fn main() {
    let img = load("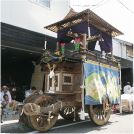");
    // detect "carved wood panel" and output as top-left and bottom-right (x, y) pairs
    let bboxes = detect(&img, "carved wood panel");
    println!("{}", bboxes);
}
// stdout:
(74, 74), (81, 91)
